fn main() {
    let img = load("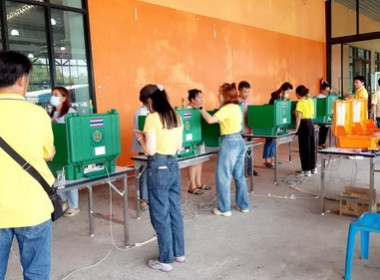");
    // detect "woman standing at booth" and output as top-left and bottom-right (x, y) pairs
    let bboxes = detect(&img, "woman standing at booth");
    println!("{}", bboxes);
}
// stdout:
(263, 82), (293, 168)
(50, 86), (79, 217)
(186, 89), (211, 194)
(199, 82), (250, 216)
(134, 84), (185, 272)
(295, 85), (316, 176)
